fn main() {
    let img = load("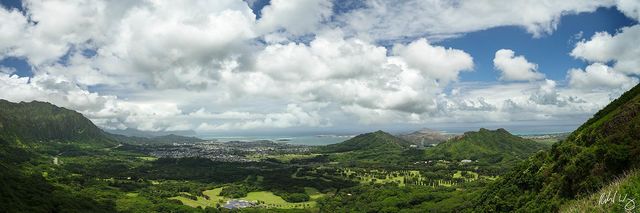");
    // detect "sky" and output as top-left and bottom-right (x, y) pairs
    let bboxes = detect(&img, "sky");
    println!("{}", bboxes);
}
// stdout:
(0, 0), (639, 136)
